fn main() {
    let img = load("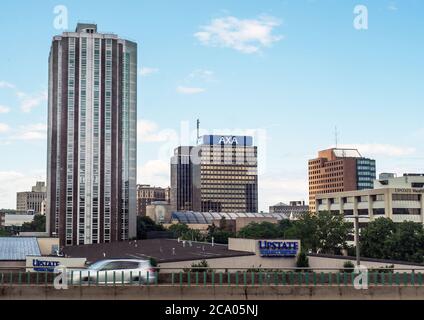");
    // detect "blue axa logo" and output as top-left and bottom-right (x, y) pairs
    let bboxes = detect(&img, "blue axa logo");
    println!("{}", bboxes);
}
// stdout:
(258, 241), (299, 257)
(32, 259), (61, 272)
